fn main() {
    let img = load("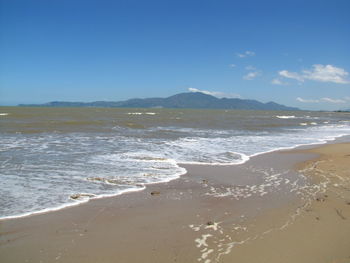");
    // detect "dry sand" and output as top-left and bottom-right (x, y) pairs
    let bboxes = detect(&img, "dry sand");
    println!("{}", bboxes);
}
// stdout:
(0, 142), (349, 263)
